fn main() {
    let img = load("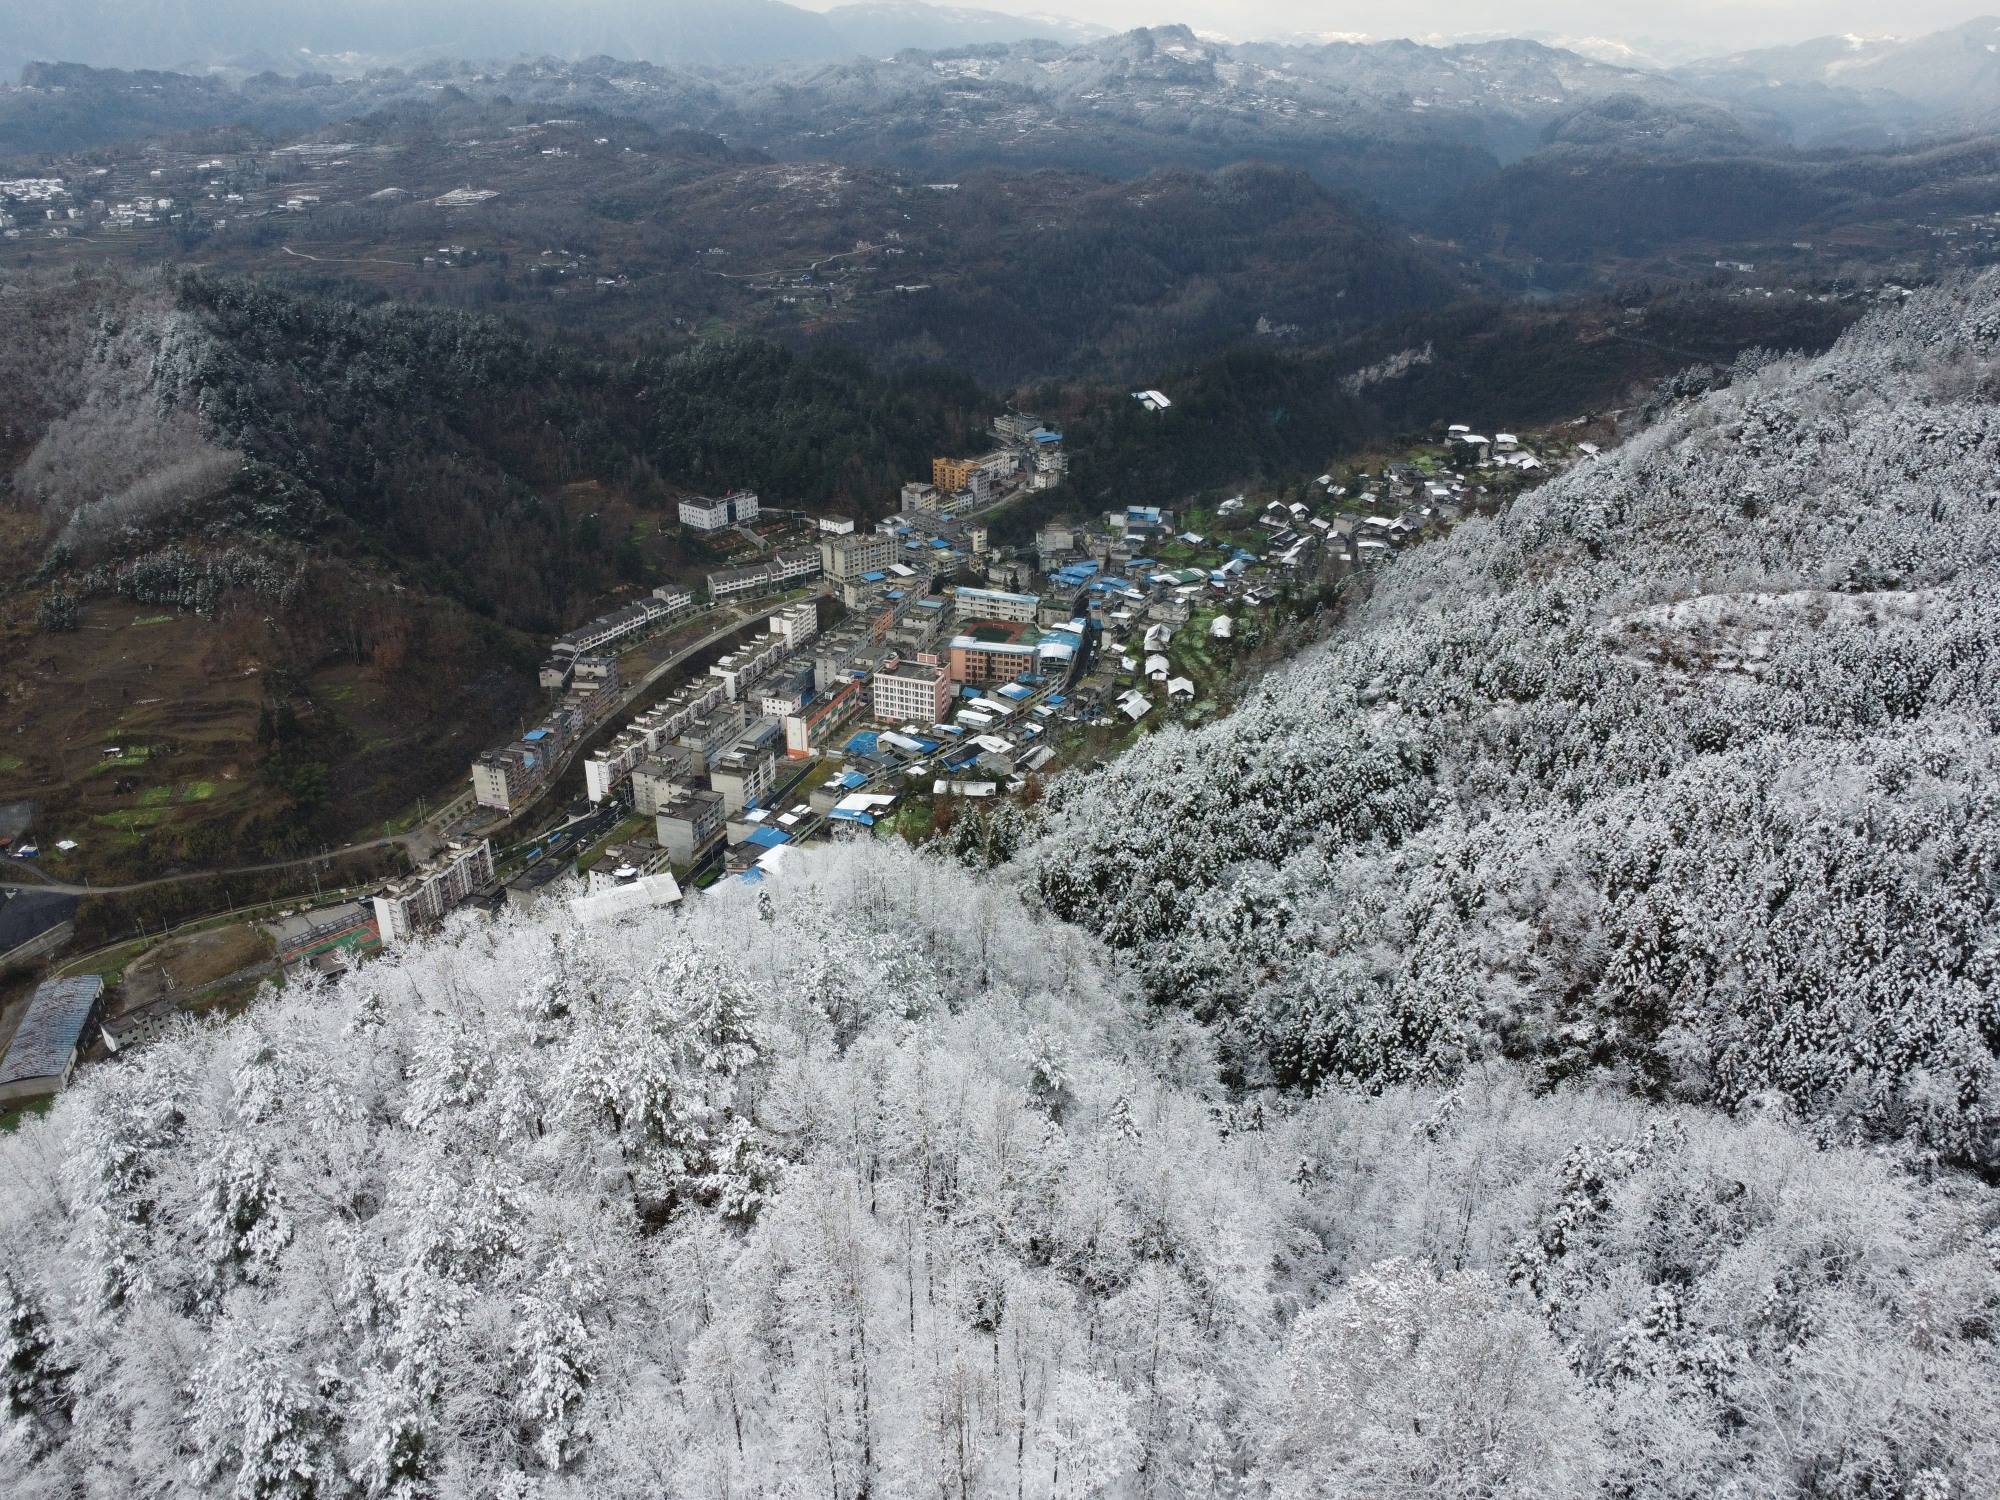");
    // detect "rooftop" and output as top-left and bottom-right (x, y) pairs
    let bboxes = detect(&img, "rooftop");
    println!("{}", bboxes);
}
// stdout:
(0, 975), (103, 1086)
